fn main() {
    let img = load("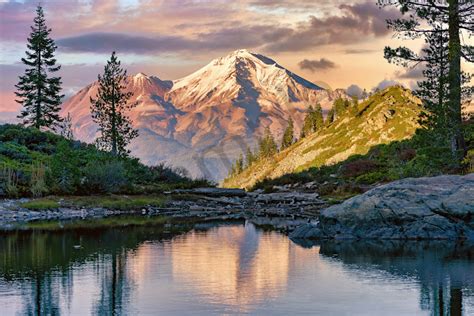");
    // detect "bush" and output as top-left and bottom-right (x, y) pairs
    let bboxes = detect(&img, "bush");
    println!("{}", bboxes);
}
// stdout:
(355, 171), (387, 184)
(0, 165), (19, 198)
(340, 159), (381, 178)
(81, 160), (129, 194)
(30, 162), (48, 197)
